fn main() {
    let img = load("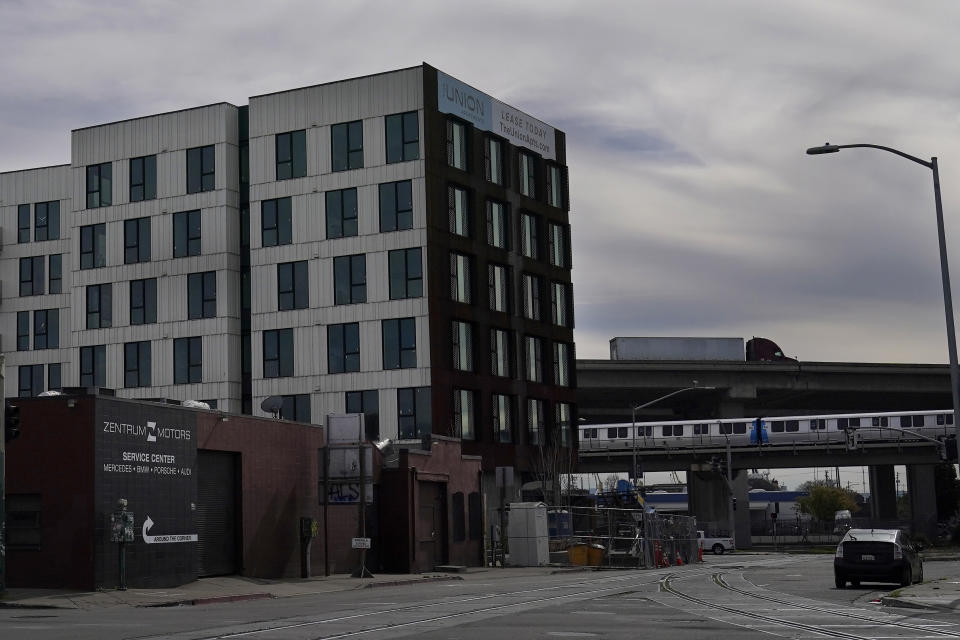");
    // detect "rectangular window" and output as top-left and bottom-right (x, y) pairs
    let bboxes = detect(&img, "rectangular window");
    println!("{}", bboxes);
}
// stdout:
(34, 201), (60, 241)
(129, 155), (157, 202)
(385, 111), (419, 163)
(86, 162), (112, 208)
(17, 312), (29, 351)
(80, 223), (106, 269)
(522, 273), (541, 320)
(493, 394), (513, 443)
(130, 278), (157, 325)
(388, 248), (423, 299)
(452, 321), (473, 372)
(528, 398), (545, 445)
(263, 328), (294, 378)
(276, 130), (307, 180)
(447, 119), (467, 170)
(450, 252), (472, 303)
(521, 212), (539, 259)
(278, 261), (309, 310)
(326, 188), (358, 238)
(453, 389), (475, 440)
(186, 144), (215, 193)
(327, 323), (360, 374)
(556, 402), (572, 447)
(382, 317), (416, 369)
(488, 264), (510, 313)
(397, 387), (430, 439)
(346, 390), (380, 439)
(19, 365), (44, 398)
(86, 283), (112, 329)
(124, 341), (151, 388)
(546, 164), (563, 208)
(174, 337), (202, 384)
(548, 223), (568, 268)
(173, 210), (201, 257)
(261, 197), (292, 247)
(44, 257), (61, 298)
(333, 254), (366, 305)
(331, 120), (363, 171)
(553, 341), (571, 386)
(188, 271), (217, 319)
(48, 363), (61, 391)
(518, 152), (535, 198)
(468, 492), (482, 540)
(79, 345), (106, 387)
(524, 335), (543, 383)
(280, 394), (311, 423)
(486, 200), (508, 249)
(19, 256), (44, 296)
(485, 137), (504, 185)
(448, 185), (469, 236)
(124, 217), (151, 264)
(379, 180), (413, 232)
(491, 328), (511, 377)
(18, 204), (30, 243)
(33, 309), (58, 349)
(551, 281), (568, 327)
